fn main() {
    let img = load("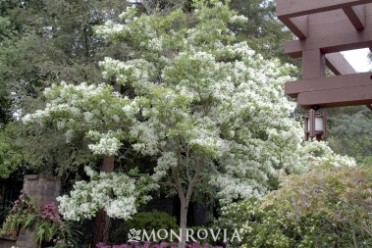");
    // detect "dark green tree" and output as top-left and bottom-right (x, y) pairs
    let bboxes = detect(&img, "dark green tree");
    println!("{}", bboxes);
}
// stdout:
(0, 0), (130, 173)
(328, 106), (372, 166)
(1, 0), (130, 108)
(230, 0), (293, 62)
(0, 82), (12, 128)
